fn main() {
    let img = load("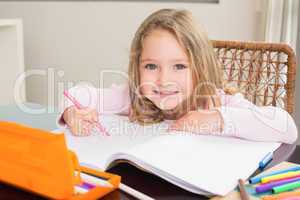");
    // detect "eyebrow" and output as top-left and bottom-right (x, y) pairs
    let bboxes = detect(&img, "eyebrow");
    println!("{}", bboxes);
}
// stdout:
(140, 58), (189, 63)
